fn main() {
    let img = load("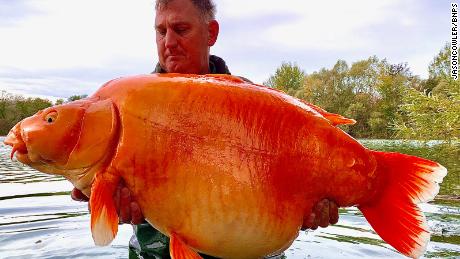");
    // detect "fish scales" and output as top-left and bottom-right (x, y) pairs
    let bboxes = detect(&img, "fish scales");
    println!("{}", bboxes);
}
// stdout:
(4, 74), (447, 258)
(95, 75), (381, 256)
